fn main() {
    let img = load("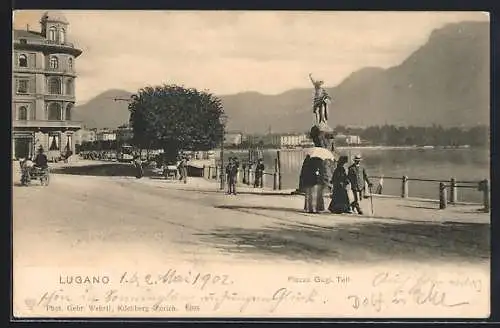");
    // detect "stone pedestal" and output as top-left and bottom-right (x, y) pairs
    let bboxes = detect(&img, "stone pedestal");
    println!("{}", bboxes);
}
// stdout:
(309, 123), (335, 150)
(297, 123), (337, 194)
